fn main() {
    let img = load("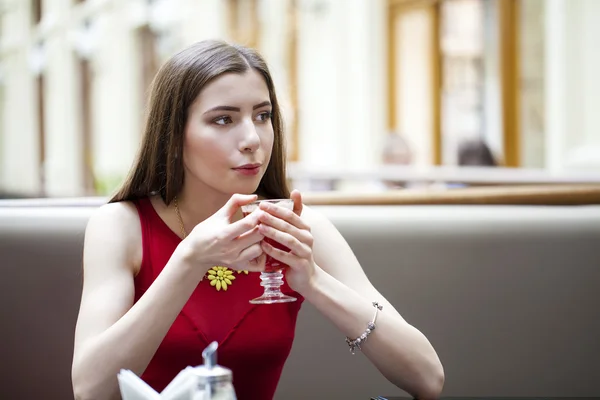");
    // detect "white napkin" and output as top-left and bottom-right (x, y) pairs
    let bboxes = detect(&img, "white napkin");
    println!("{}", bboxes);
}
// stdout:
(118, 368), (201, 400)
